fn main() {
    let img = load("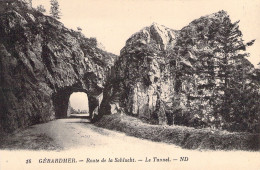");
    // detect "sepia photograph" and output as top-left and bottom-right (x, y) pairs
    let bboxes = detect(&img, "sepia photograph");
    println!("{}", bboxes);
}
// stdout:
(0, 0), (260, 169)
